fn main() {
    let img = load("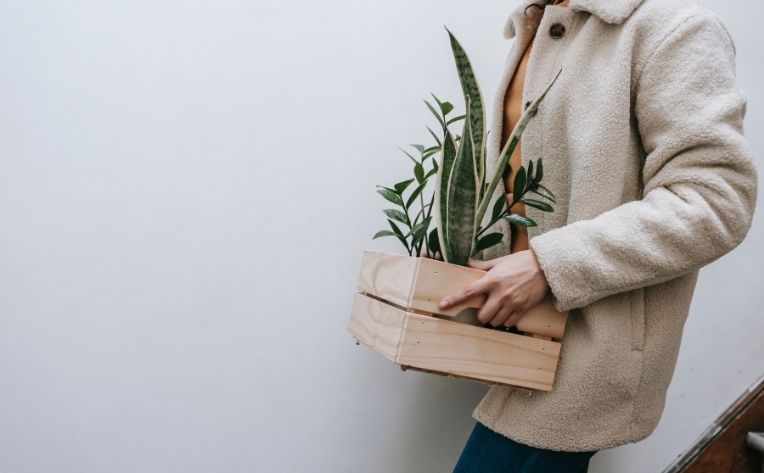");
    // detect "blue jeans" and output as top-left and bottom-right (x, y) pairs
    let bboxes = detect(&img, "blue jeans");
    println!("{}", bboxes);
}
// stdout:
(453, 421), (597, 473)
